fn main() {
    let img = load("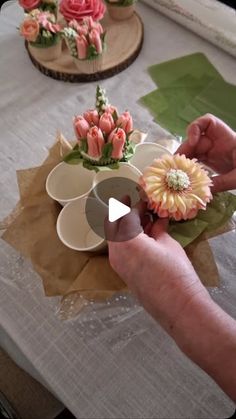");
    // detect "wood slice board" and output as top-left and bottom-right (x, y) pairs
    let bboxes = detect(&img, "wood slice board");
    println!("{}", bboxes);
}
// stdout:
(26, 12), (144, 82)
